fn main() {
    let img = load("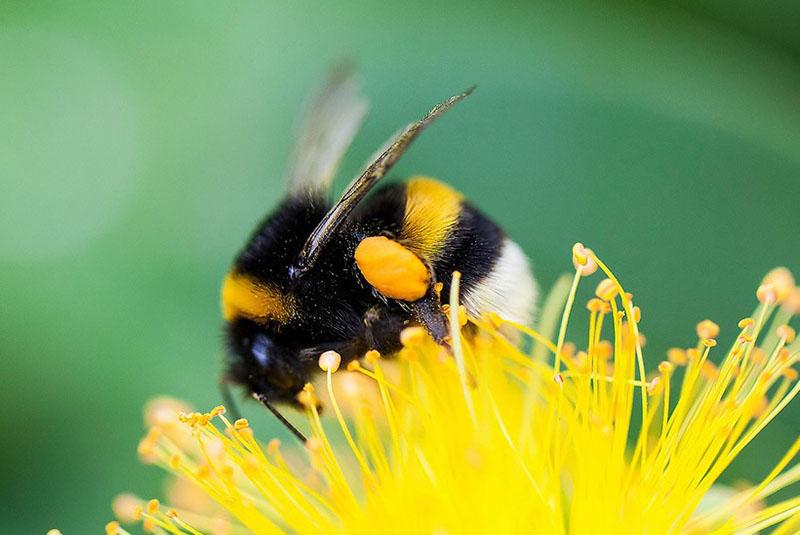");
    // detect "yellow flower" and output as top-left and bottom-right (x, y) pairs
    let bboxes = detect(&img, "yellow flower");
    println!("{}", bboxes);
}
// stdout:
(111, 247), (800, 534)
